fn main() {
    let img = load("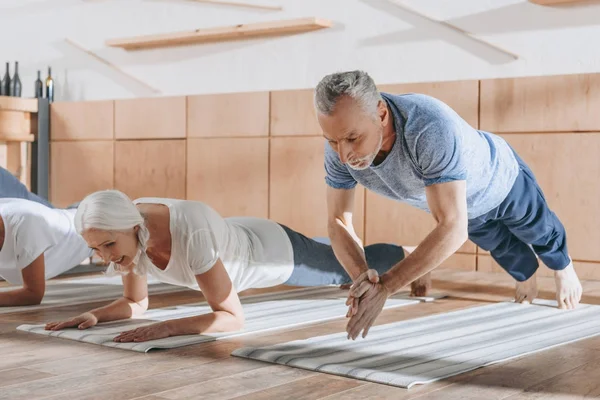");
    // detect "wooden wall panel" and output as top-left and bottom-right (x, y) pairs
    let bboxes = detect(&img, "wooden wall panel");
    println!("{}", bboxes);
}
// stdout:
(188, 92), (269, 137)
(115, 96), (185, 139)
(50, 101), (114, 140)
(114, 140), (186, 200)
(187, 138), (269, 218)
(478, 254), (600, 281)
(0, 110), (36, 135)
(378, 80), (480, 128)
(498, 133), (600, 263)
(365, 192), (477, 253)
(50, 141), (114, 207)
(269, 137), (365, 240)
(270, 89), (321, 136)
(480, 73), (600, 132)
